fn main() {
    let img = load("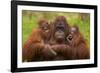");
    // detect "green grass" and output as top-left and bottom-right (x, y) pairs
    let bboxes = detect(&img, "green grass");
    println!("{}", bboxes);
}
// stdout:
(22, 11), (90, 48)
(22, 15), (38, 43)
